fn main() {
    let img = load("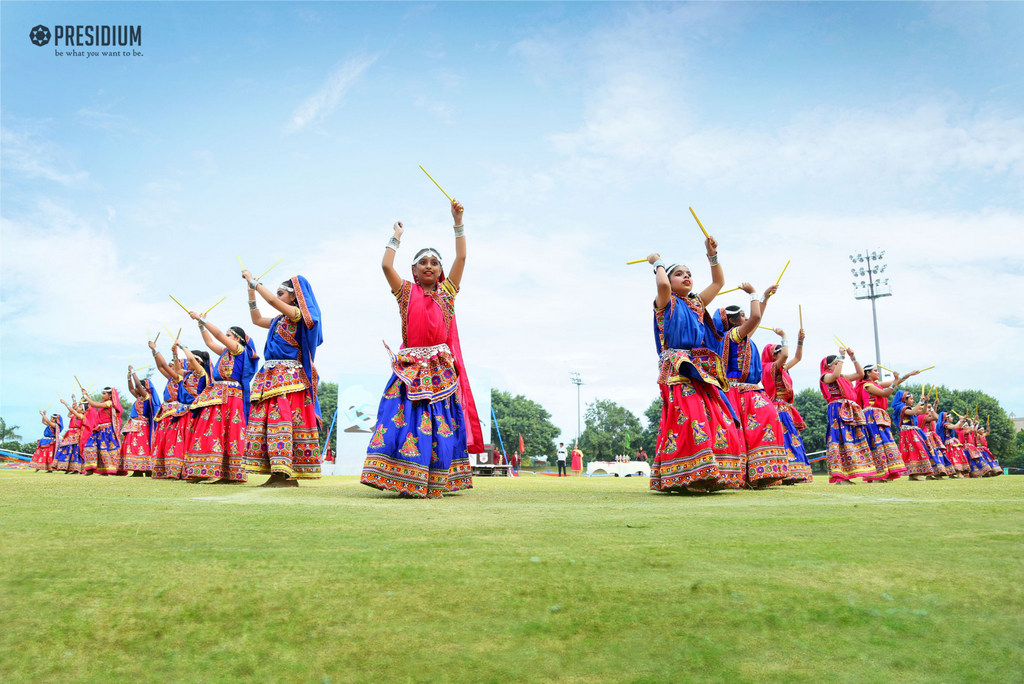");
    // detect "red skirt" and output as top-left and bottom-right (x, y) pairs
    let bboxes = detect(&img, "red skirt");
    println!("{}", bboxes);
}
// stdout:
(651, 379), (746, 492)
(183, 387), (247, 481)
(152, 413), (192, 479)
(244, 387), (321, 479)
(30, 442), (56, 471)
(898, 427), (934, 476)
(726, 386), (789, 487)
(120, 418), (153, 472)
